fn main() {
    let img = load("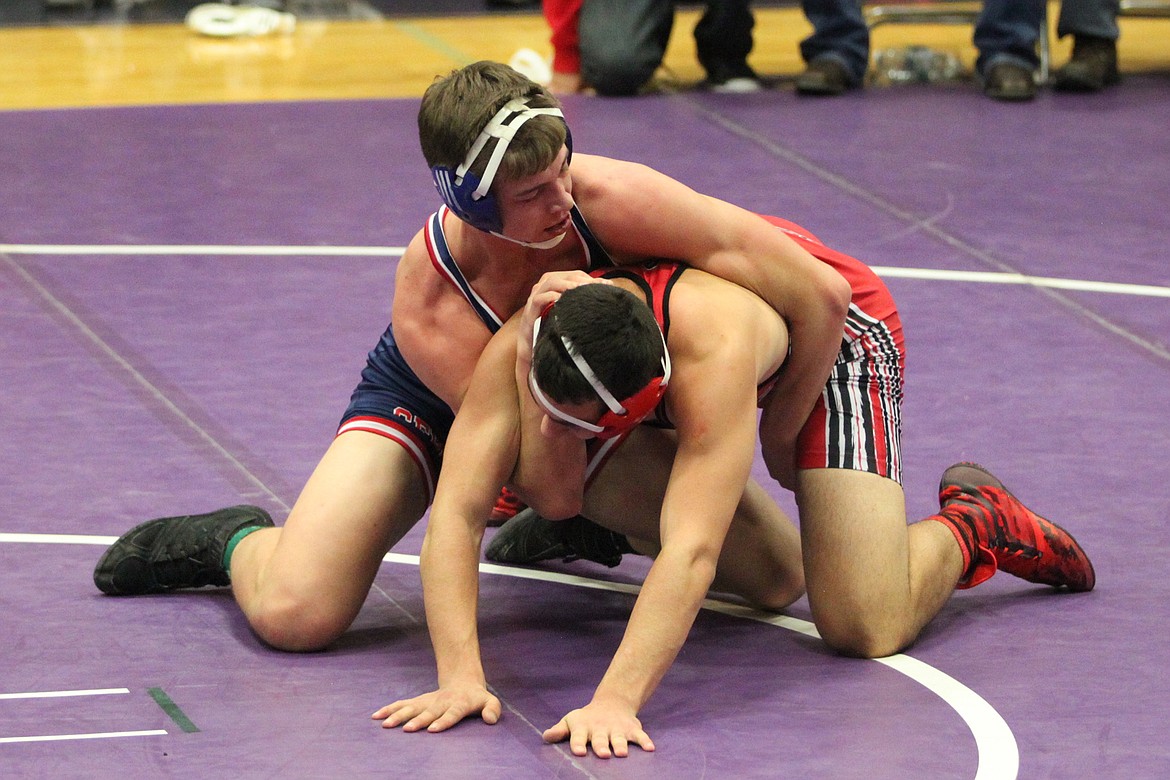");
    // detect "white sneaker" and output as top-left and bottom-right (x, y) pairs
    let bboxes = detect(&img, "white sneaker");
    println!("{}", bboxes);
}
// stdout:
(508, 48), (553, 86)
(710, 76), (762, 94)
(185, 3), (296, 37)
